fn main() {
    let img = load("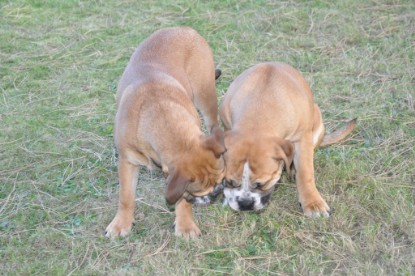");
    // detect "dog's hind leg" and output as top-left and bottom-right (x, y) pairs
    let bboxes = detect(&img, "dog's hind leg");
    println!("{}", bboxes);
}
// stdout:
(193, 79), (220, 133)
(187, 39), (219, 133)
